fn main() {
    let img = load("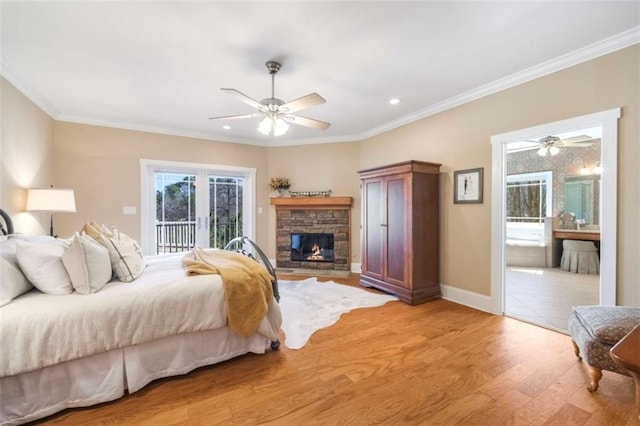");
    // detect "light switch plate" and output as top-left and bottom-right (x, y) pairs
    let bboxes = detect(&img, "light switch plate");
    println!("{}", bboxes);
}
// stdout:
(123, 206), (137, 215)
